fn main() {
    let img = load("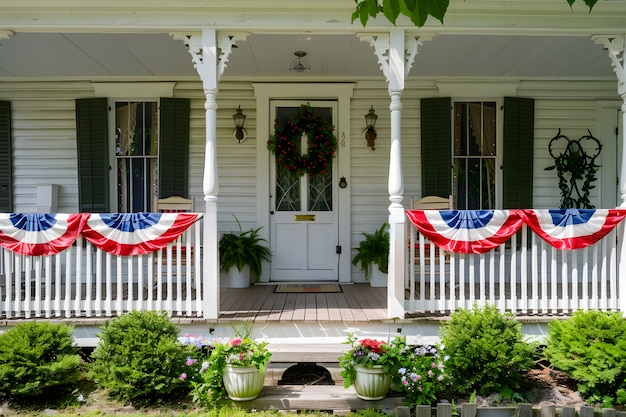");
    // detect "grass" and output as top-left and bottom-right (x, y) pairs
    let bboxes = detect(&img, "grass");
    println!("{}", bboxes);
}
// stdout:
(6, 407), (393, 417)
